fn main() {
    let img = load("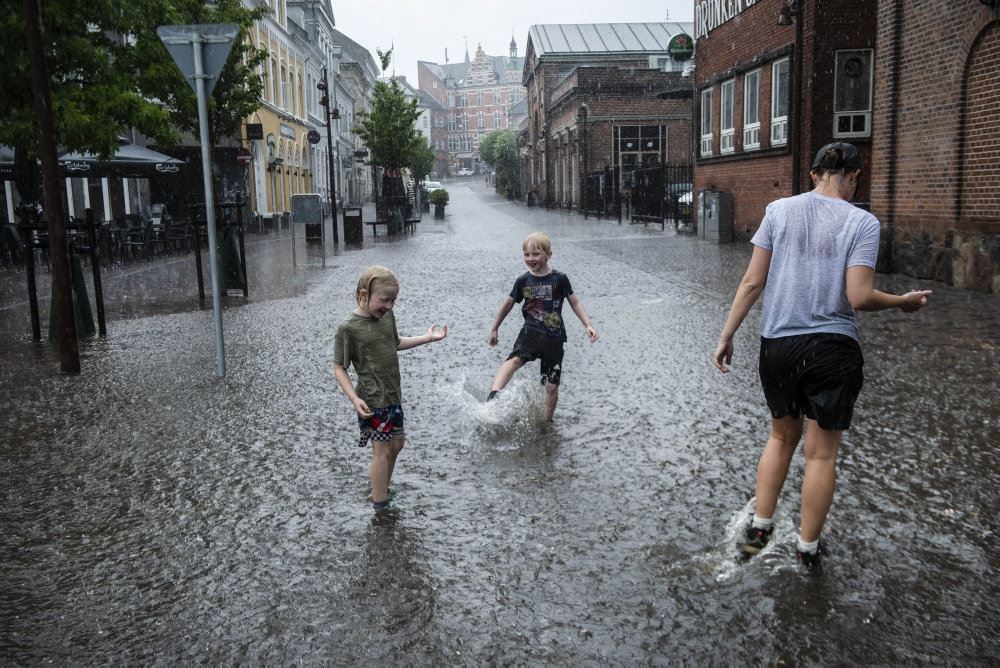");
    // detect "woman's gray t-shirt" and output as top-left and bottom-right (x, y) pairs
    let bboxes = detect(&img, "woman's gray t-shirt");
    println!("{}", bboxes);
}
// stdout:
(751, 191), (880, 341)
